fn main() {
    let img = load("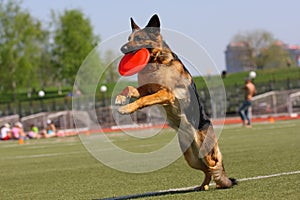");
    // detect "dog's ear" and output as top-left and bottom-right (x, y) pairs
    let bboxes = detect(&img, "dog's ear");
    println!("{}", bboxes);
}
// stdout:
(145, 14), (160, 34)
(130, 18), (140, 31)
(146, 14), (160, 28)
